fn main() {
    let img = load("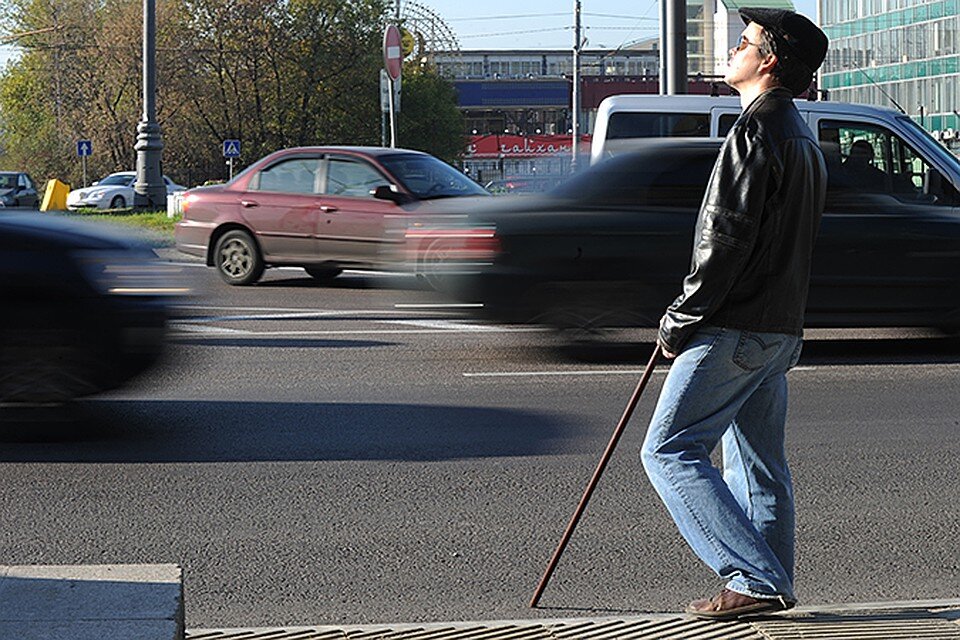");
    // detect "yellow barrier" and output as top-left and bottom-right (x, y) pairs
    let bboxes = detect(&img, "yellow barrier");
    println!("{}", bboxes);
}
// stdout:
(41, 179), (70, 212)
